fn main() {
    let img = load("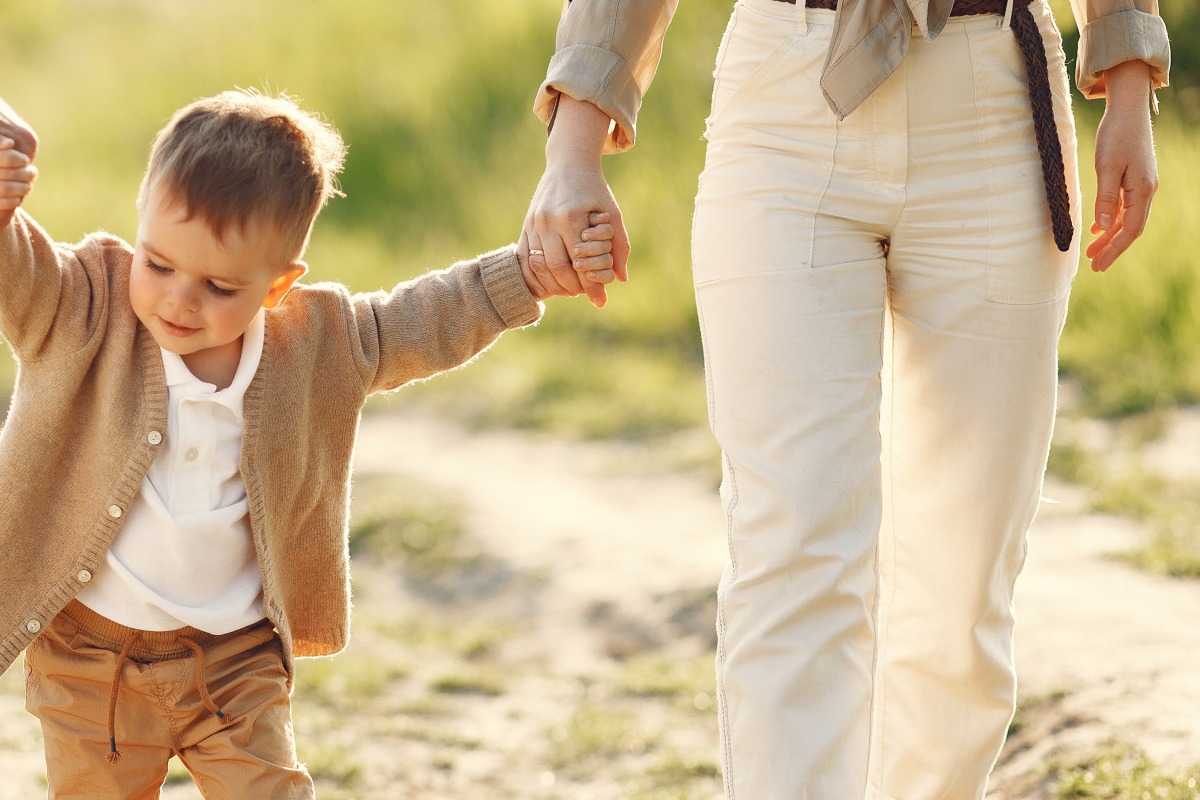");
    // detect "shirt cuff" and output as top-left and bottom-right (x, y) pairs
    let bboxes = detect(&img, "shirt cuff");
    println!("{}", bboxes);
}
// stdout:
(1075, 9), (1170, 101)
(534, 44), (640, 155)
